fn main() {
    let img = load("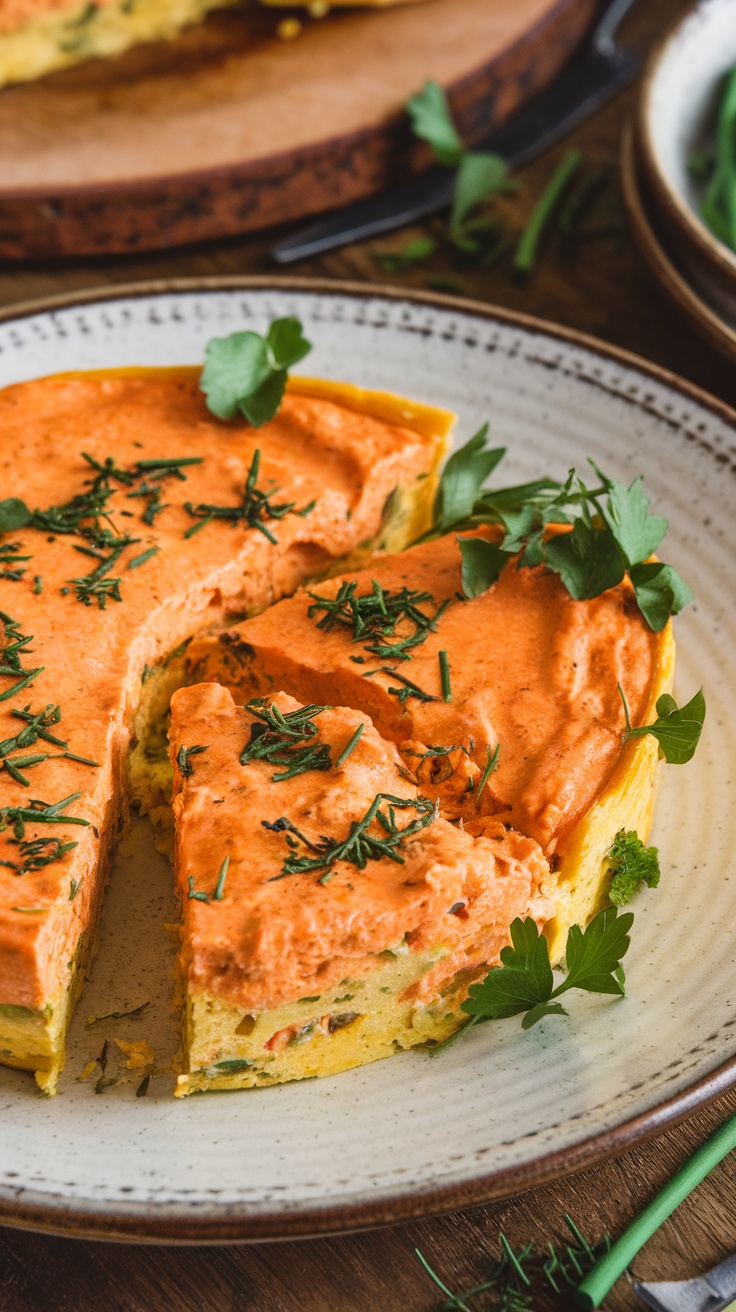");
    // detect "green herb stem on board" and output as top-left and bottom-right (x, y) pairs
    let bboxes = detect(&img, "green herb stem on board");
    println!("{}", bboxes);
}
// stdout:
(514, 149), (582, 276)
